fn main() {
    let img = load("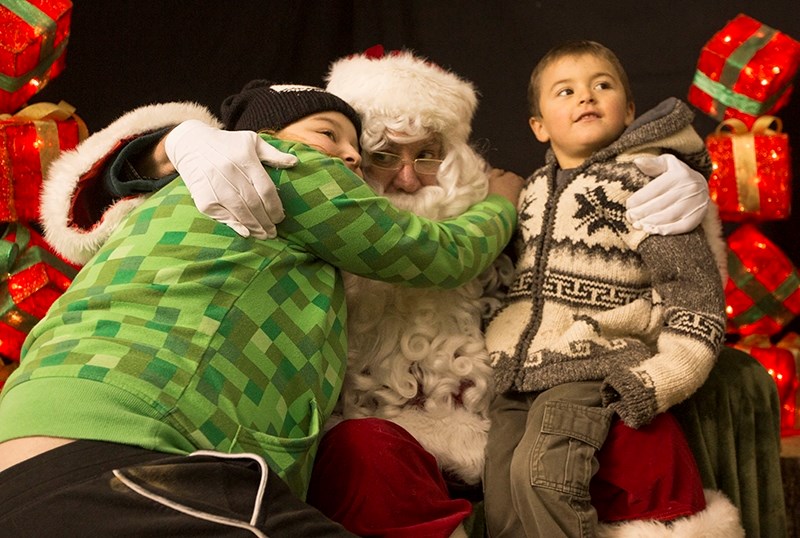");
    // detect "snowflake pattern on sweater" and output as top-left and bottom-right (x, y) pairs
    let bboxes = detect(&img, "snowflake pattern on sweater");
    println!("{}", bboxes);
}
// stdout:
(484, 98), (727, 428)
